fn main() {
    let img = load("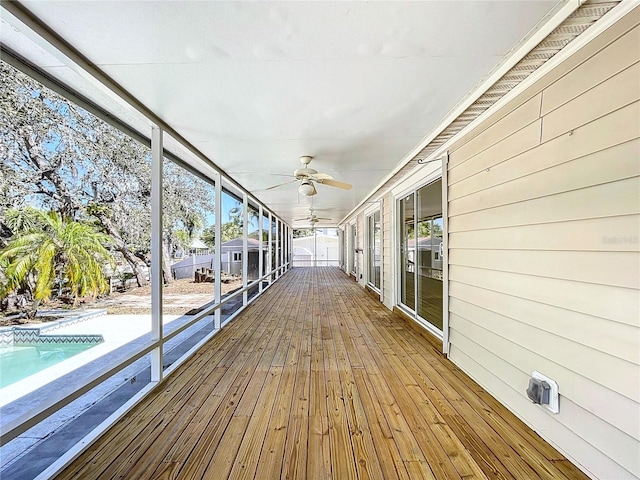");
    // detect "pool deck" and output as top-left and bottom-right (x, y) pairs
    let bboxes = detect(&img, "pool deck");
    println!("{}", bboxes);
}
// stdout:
(0, 287), (250, 477)
(0, 313), (191, 466)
